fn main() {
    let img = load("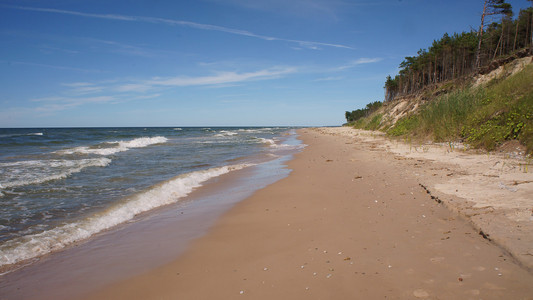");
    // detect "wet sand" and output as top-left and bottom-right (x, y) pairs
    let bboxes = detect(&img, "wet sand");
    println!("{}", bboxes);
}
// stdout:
(84, 128), (533, 299)
(0, 156), (293, 300)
